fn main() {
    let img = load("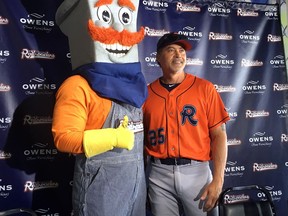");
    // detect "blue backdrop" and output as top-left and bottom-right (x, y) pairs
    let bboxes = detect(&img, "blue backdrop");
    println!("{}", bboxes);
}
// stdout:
(0, 0), (287, 215)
